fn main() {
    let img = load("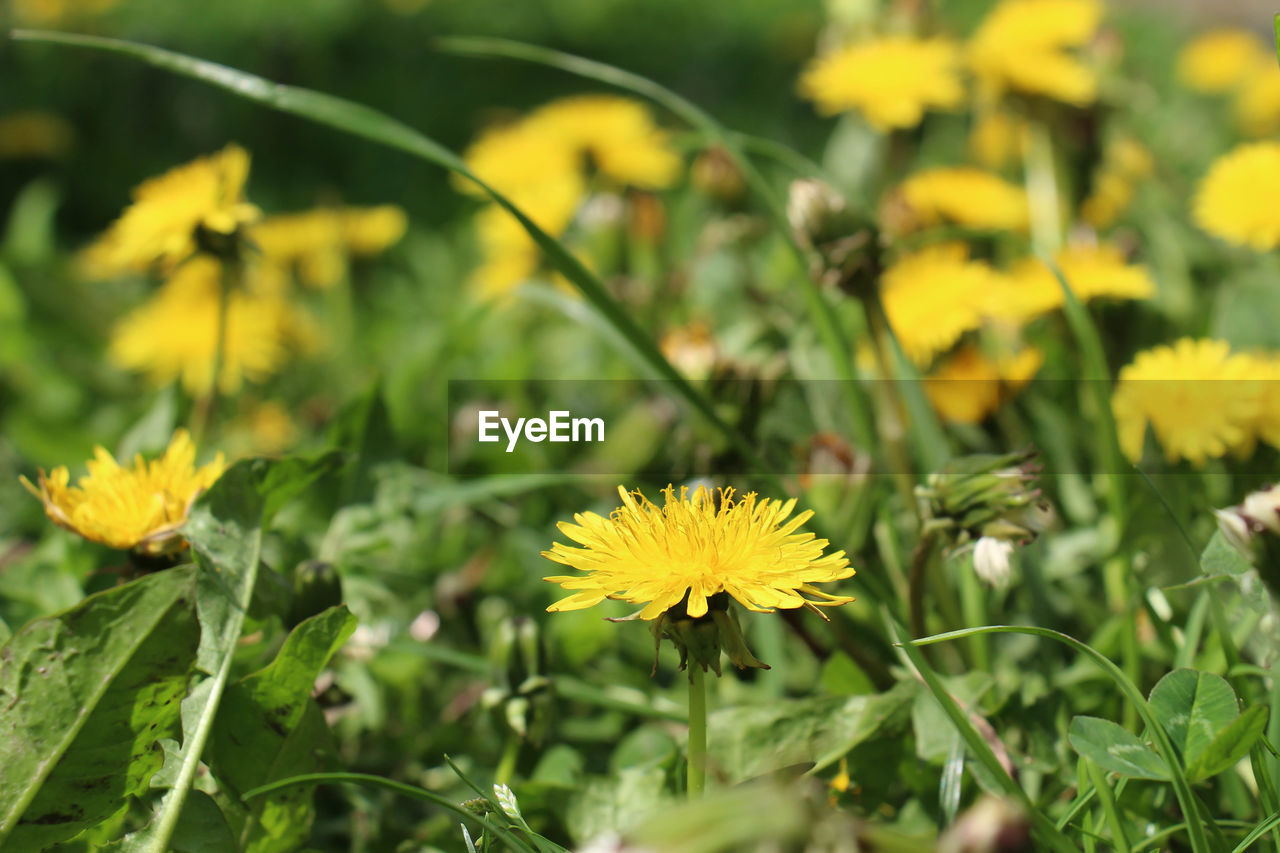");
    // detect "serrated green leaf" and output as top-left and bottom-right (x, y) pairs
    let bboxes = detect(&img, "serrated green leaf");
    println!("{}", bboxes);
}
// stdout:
(1149, 669), (1240, 770)
(1185, 705), (1269, 783)
(0, 568), (199, 849)
(1068, 716), (1170, 780)
(212, 605), (356, 852)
